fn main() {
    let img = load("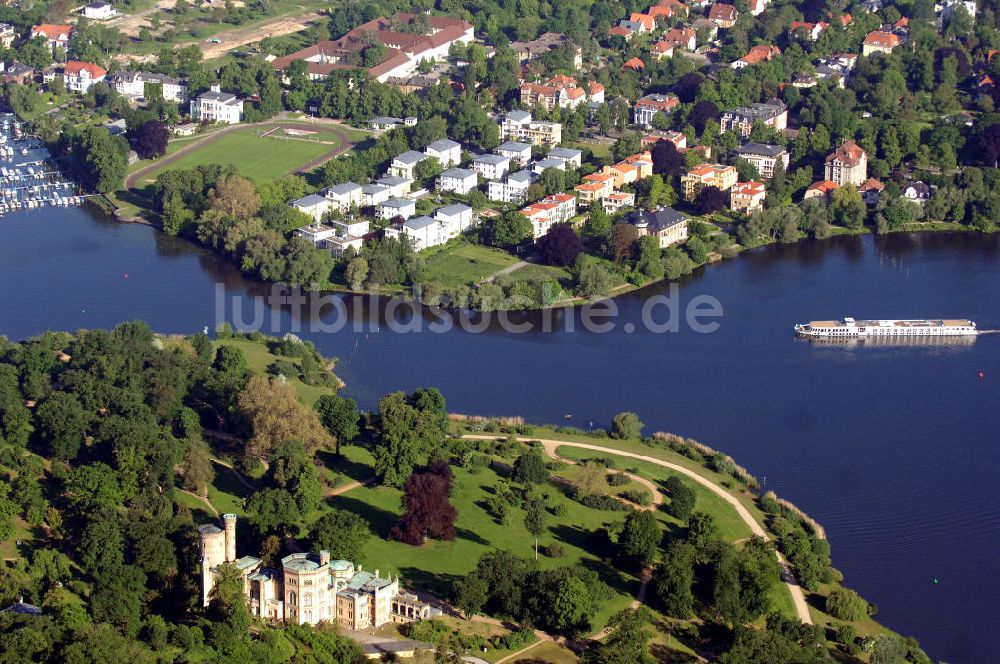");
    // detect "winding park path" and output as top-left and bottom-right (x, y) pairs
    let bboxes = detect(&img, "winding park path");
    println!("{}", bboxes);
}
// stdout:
(462, 434), (813, 626)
